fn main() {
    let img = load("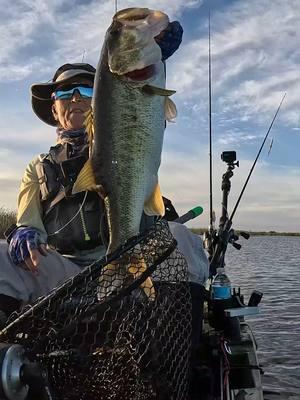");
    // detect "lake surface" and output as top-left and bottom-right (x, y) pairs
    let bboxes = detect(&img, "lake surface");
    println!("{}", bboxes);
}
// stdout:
(225, 236), (300, 399)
